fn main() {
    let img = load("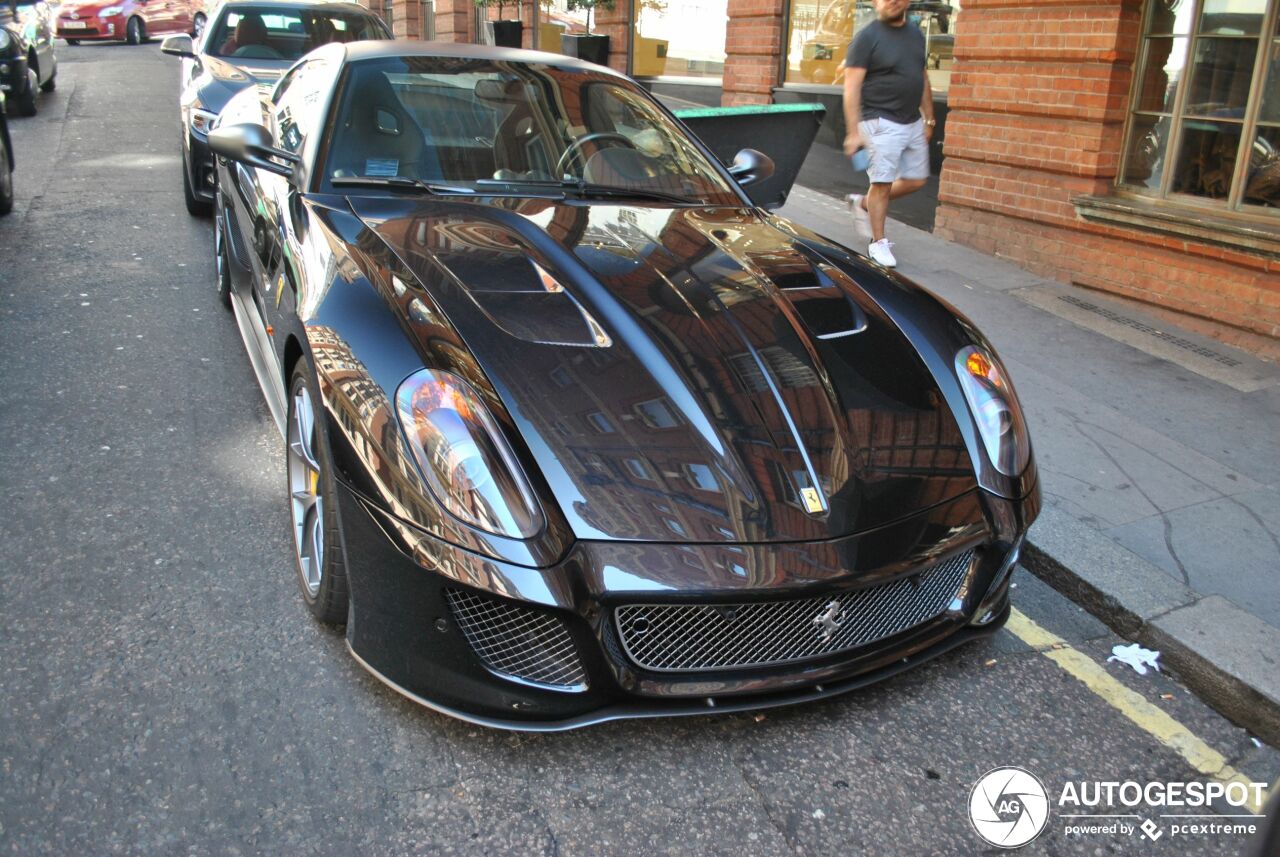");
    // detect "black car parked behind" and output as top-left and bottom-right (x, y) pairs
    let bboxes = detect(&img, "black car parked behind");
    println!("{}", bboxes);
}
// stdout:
(162, 0), (390, 215)
(0, 0), (56, 116)
(0, 90), (13, 215)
